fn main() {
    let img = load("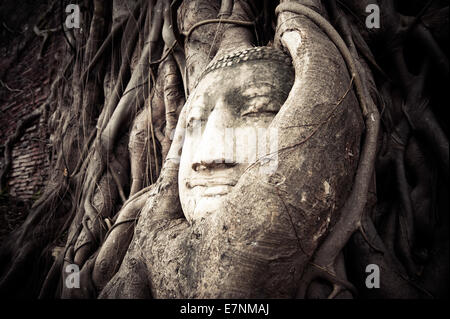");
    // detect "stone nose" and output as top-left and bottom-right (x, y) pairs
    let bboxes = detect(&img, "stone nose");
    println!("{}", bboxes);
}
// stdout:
(191, 99), (235, 171)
